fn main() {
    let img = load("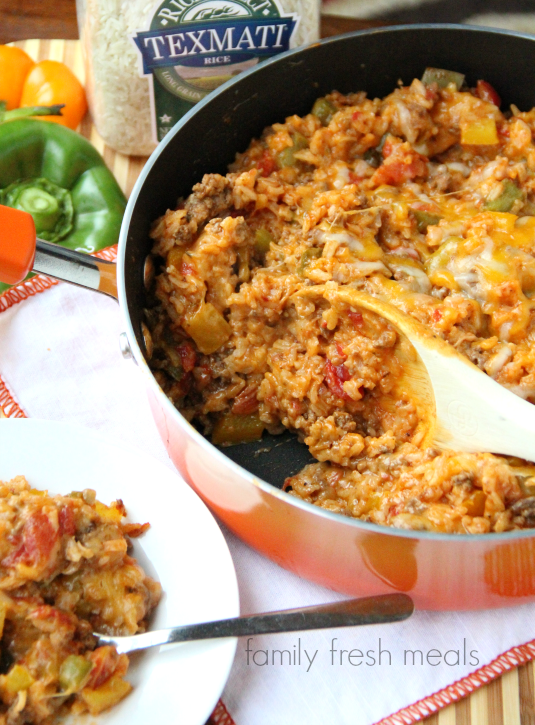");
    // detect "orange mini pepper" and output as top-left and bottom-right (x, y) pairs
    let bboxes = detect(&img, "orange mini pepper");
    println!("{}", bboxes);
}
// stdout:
(0, 46), (35, 110)
(20, 60), (87, 130)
